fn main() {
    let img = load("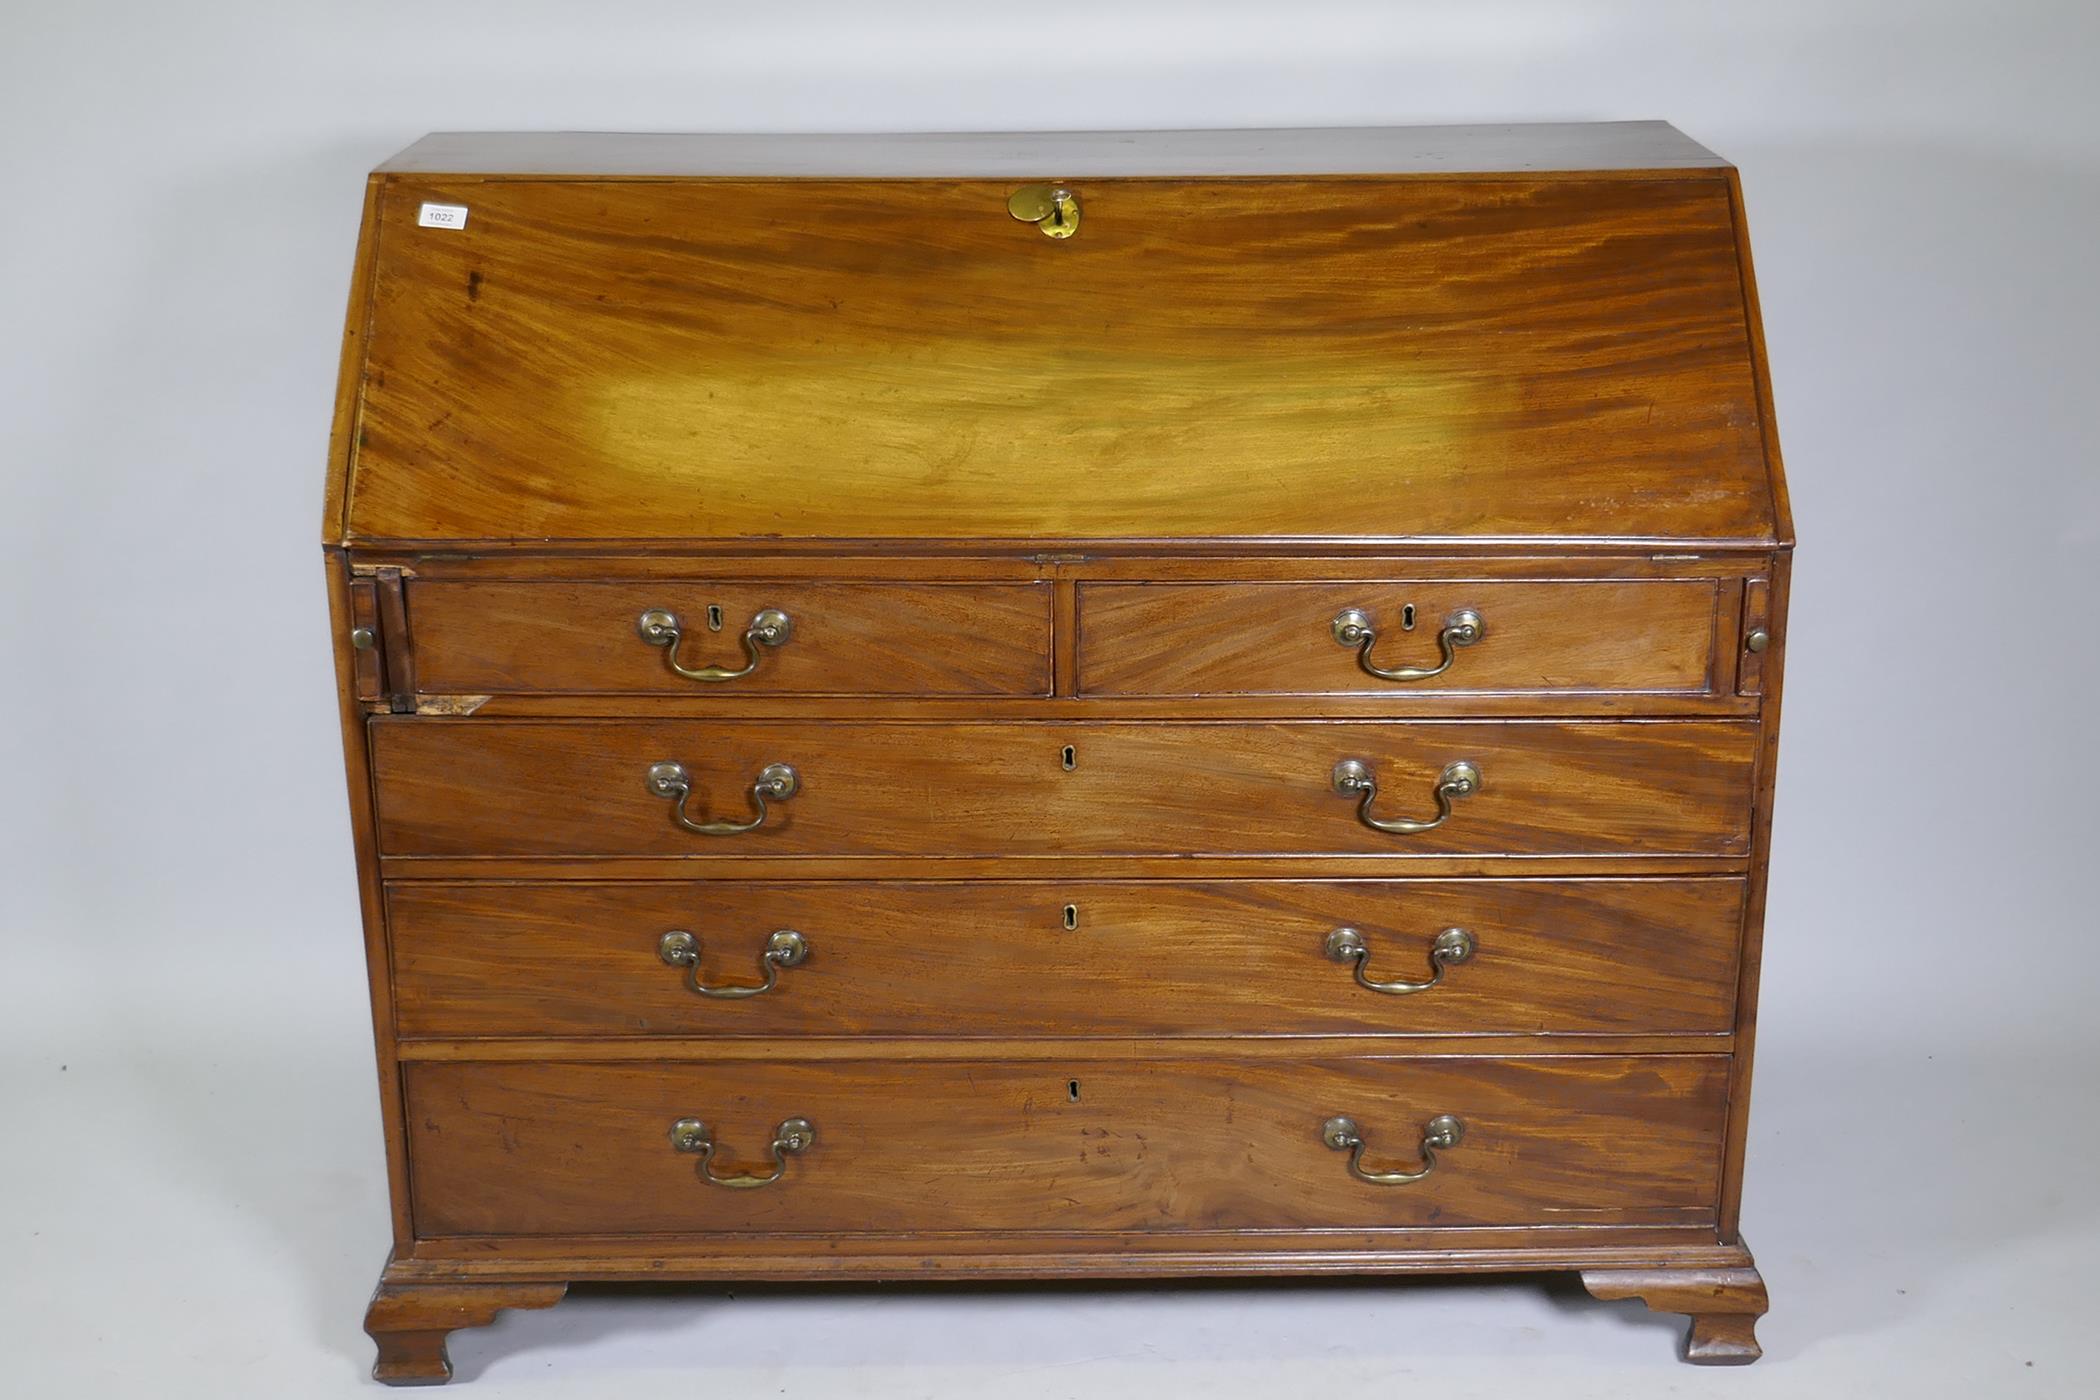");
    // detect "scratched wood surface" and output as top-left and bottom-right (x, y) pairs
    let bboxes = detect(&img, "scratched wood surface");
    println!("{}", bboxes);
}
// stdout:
(338, 174), (1776, 546)
(404, 1055), (1729, 1236)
